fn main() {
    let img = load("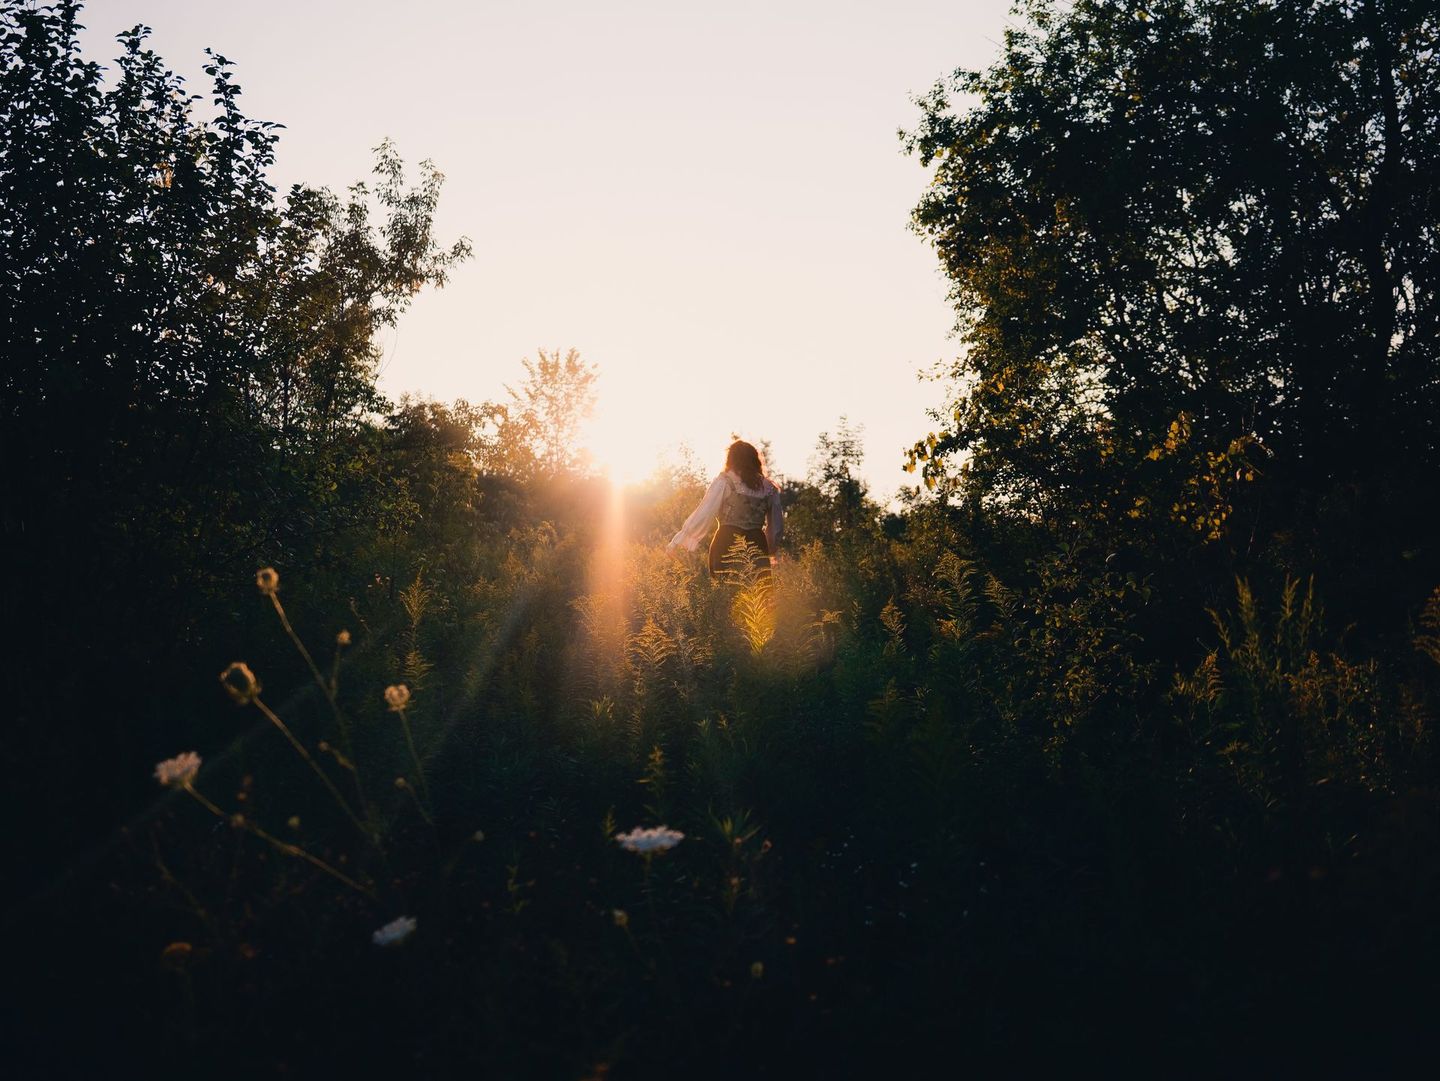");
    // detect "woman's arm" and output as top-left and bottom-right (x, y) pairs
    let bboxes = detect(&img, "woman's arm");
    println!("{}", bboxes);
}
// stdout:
(765, 482), (784, 555)
(667, 475), (727, 551)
